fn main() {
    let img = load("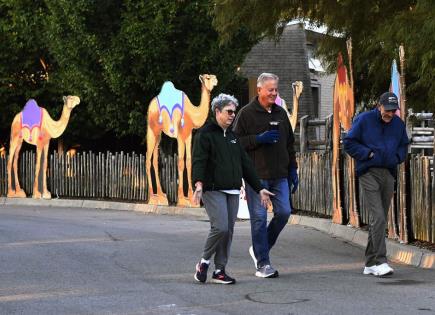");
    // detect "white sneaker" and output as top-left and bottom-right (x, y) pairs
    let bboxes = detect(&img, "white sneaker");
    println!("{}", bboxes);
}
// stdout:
(377, 263), (394, 276)
(255, 264), (279, 278)
(249, 246), (258, 269)
(363, 264), (394, 277)
(363, 265), (380, 276)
